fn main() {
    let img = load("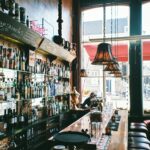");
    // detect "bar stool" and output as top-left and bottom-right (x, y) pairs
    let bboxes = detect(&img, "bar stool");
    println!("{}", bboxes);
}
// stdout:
(130, 122), (147, 128)
(129, 125), (148, 133)
(128, 143), (150, 150)
(128, 131), (147, 138)
(128, 137), (150, 145)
